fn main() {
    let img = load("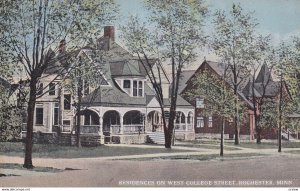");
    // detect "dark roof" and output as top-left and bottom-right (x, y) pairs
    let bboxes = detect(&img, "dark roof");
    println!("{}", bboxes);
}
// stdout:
(163, 96), (194, 108)
(255, 63), (273, 84)
(242, 80), (261, 98)
(109, 60), (153, 77)
(81, 61), (155, 107)
(82, 85), (147, 107)
(254, 81), (281, 97)
(81, 36), (192, 108)
(0, 76), (11, 89)
(178, 70), (196, 94)
(0, 76), (19, 96)
(44, 49), (80, 75)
